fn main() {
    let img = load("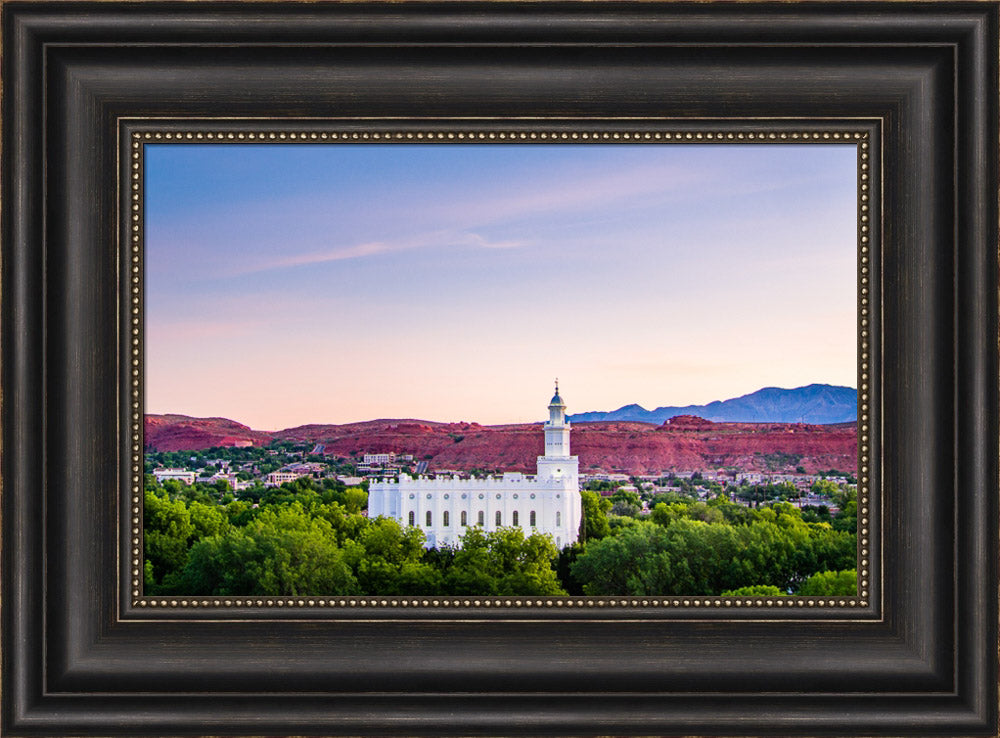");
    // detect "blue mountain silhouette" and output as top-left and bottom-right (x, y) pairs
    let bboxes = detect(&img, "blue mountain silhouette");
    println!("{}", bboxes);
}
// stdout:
(568, 384), (857, 424)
